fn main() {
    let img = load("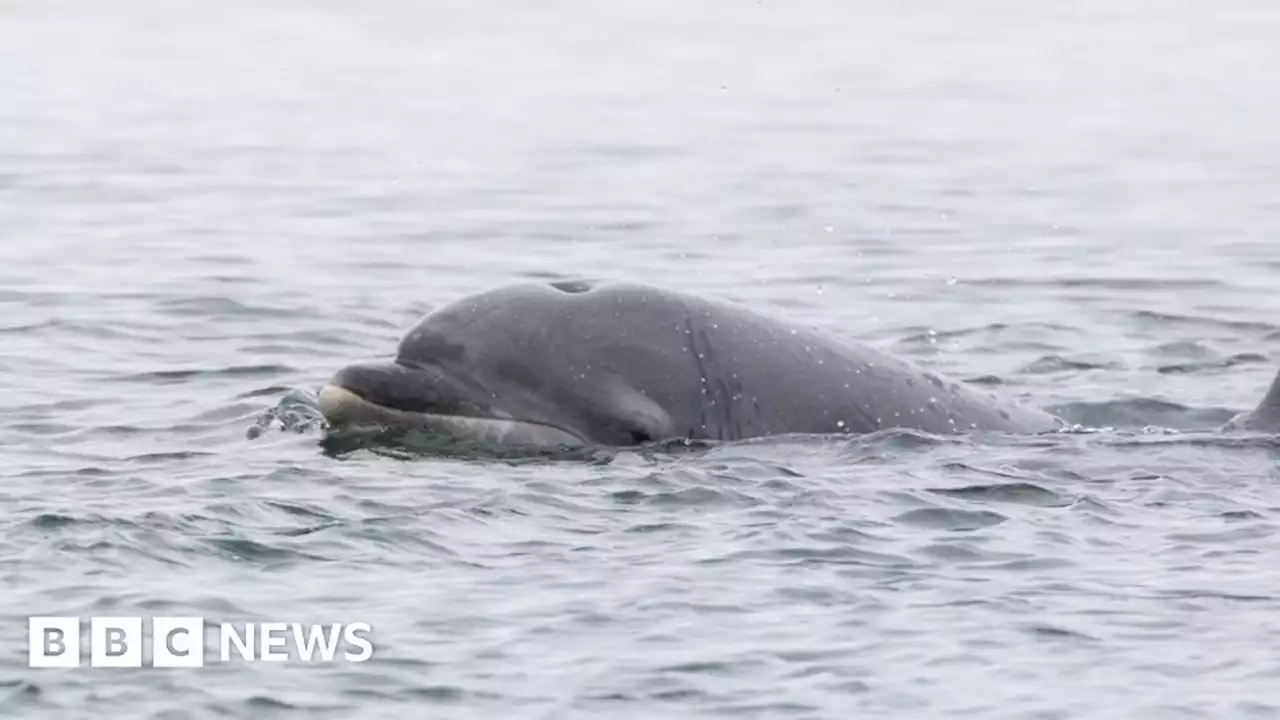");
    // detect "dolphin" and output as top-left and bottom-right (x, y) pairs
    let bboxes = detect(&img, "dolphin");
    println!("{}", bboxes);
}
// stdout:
(1225, 371), (1280, 432)
(316, 280), (1082, 449)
